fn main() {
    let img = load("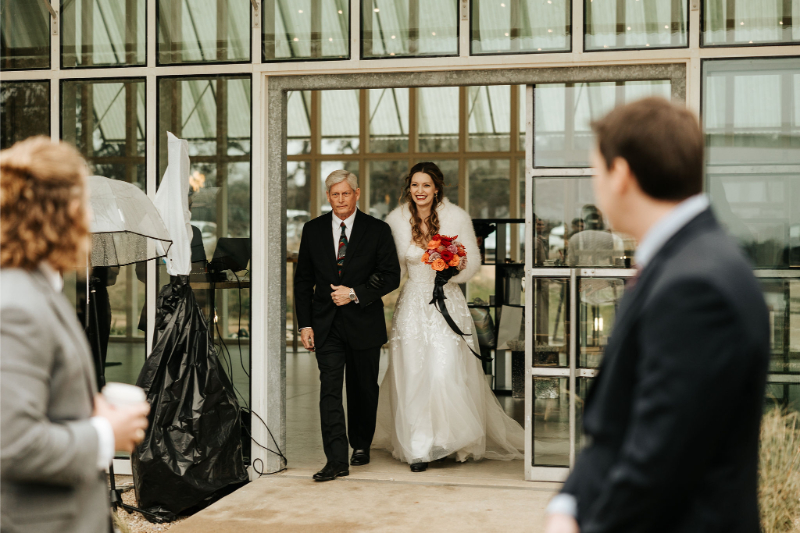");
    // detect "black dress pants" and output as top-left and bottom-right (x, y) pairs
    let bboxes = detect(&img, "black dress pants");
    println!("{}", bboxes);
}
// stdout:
(315, 314), (381, 466)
